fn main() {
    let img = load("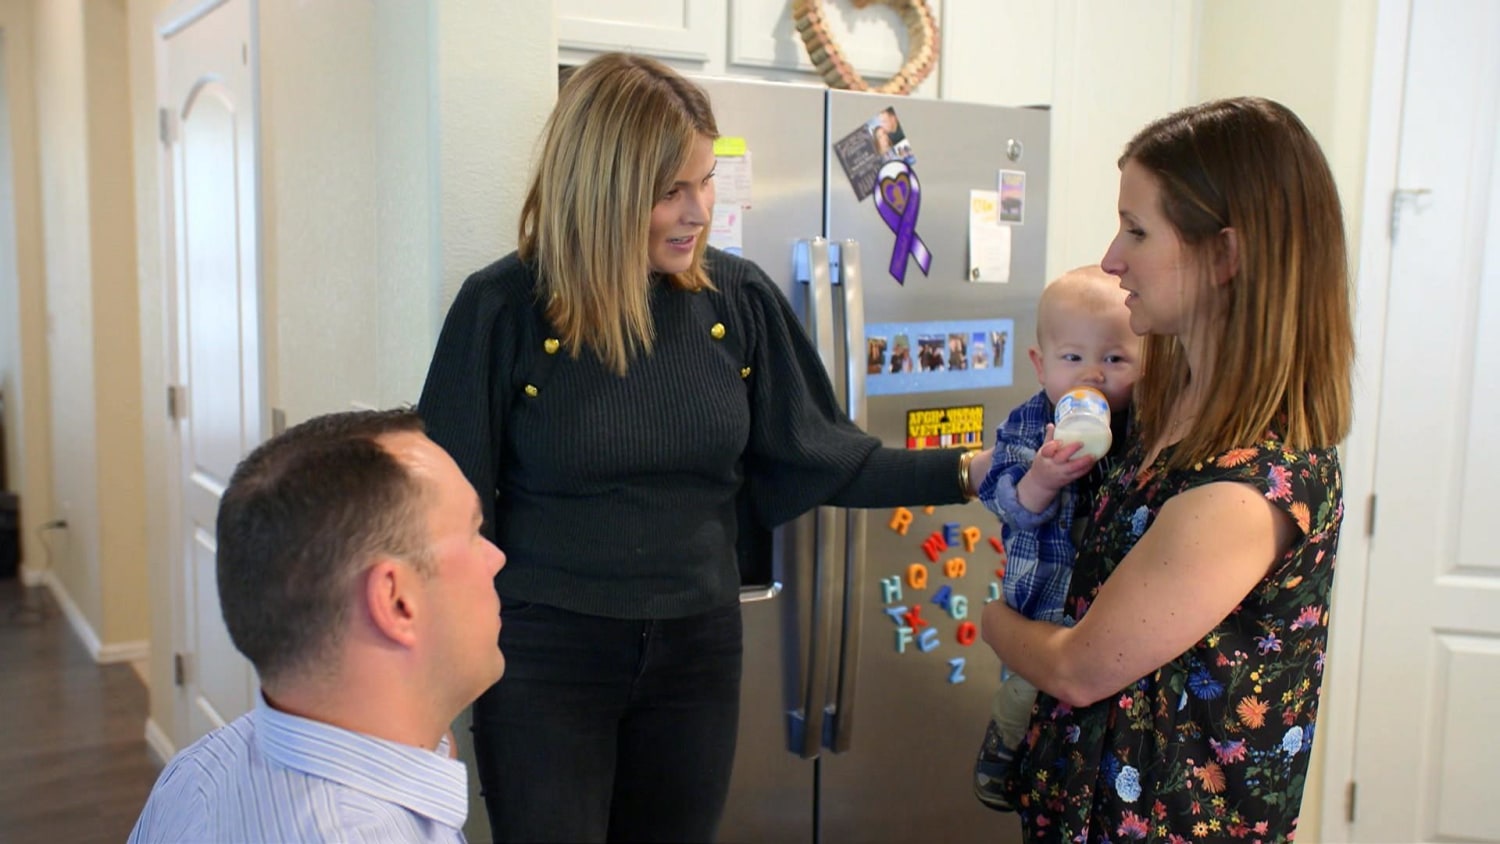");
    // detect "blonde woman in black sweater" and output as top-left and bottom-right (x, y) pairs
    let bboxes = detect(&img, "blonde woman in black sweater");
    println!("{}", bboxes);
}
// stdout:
(418, 53), (991, 843)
